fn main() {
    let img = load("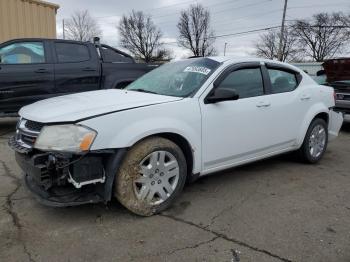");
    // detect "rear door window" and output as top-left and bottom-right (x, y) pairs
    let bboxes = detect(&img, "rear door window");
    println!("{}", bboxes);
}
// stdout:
(0, 42), (45, 64)
(55, 43), (90, 63)
(267, 69), (298, 93)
